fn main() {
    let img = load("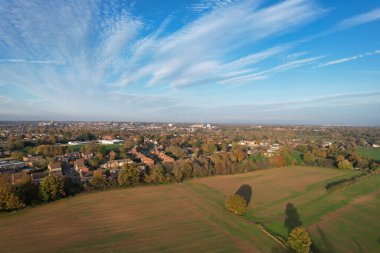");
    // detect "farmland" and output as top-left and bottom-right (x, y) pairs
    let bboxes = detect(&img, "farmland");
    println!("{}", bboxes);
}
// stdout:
(357, 146), (380, 162)
(0, 166), (379, 253)
(186, 166), (380, 252)
(0, 183), (280, 253)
